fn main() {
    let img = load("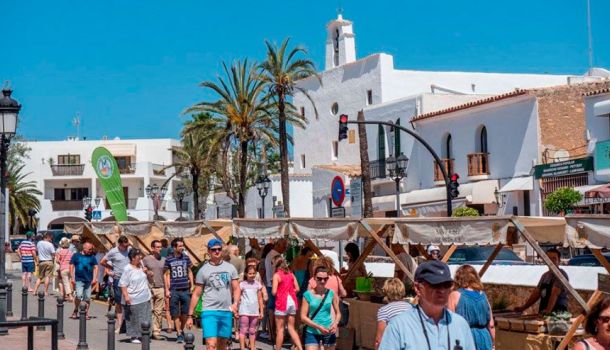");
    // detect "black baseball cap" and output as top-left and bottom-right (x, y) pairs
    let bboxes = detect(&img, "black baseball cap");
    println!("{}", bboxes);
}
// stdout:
(414, 260), (453, 285)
